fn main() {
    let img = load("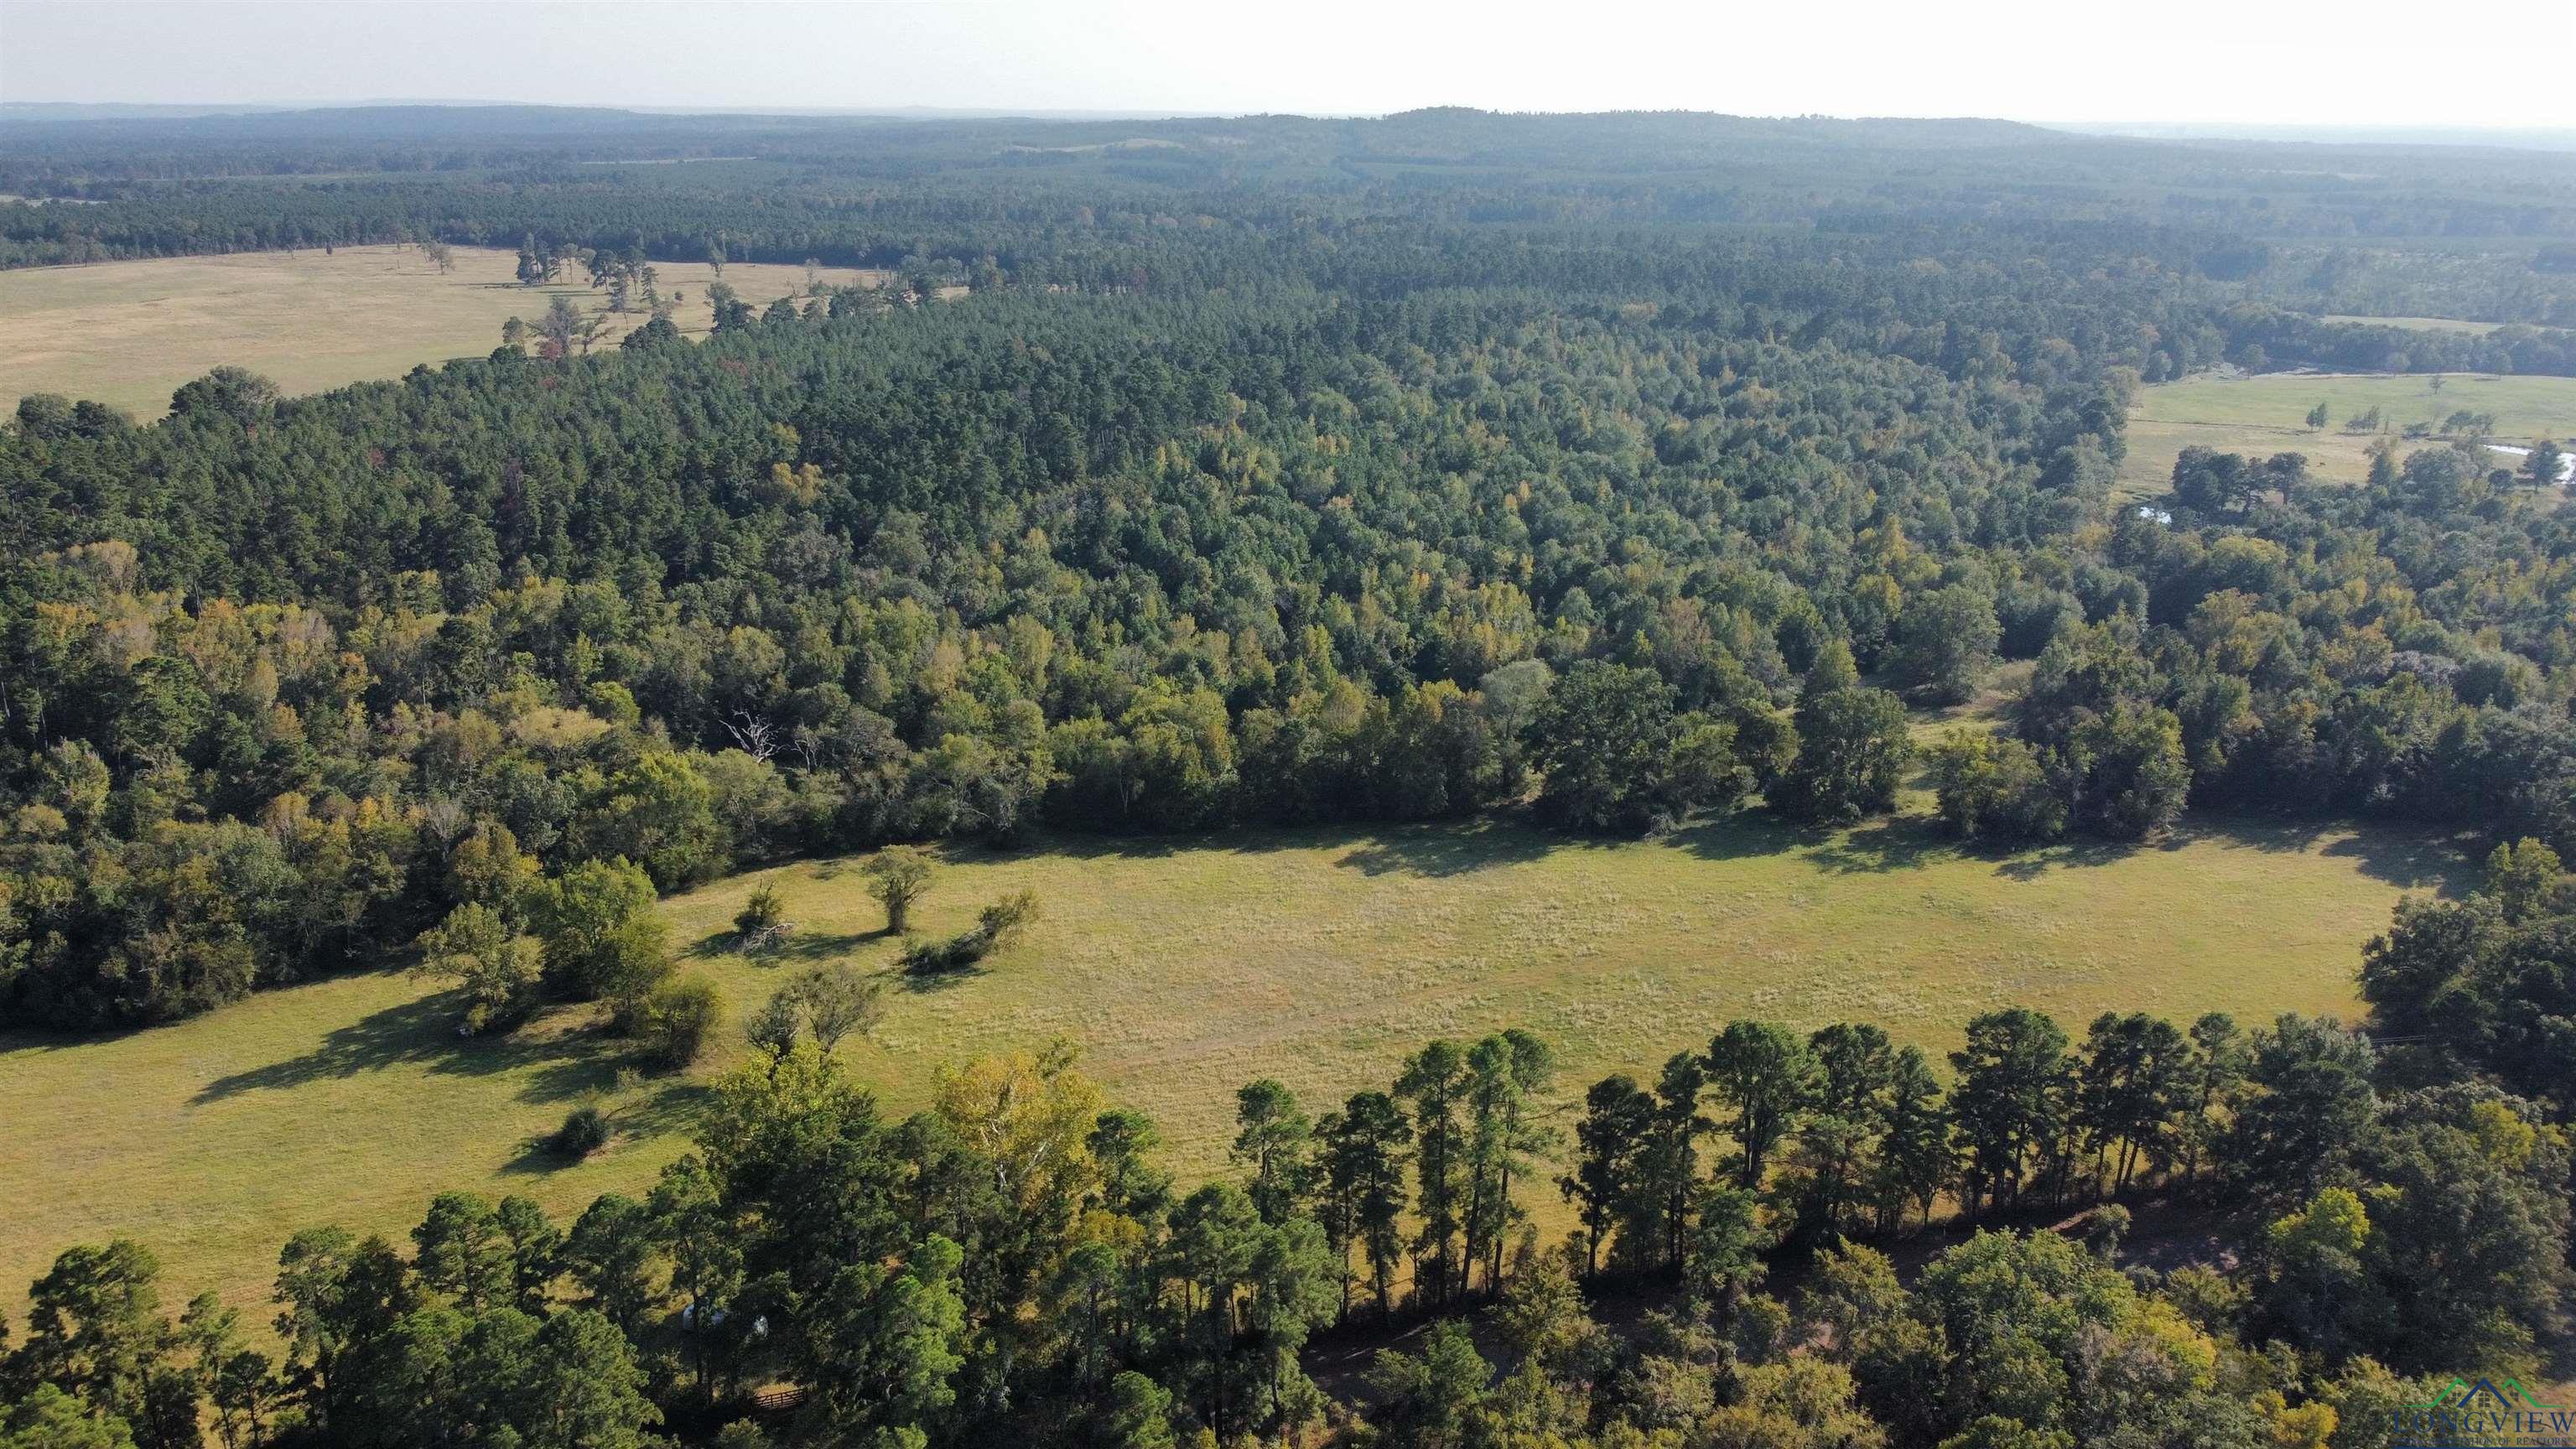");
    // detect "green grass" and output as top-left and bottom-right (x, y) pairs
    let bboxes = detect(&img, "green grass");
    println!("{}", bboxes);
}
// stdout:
(2118, 371), (2576, 498)
(0, 245), (887, 418)
(0, 793), (2472, 1322)
(2319, 314), (2506, 335)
